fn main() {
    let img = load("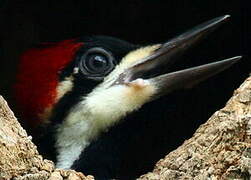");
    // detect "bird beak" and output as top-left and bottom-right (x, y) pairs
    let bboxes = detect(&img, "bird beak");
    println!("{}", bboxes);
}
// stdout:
(113, 15), (241, 98)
